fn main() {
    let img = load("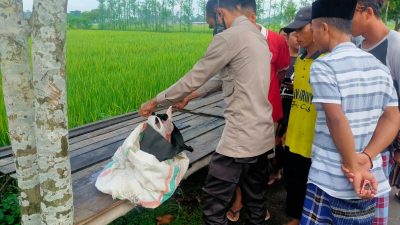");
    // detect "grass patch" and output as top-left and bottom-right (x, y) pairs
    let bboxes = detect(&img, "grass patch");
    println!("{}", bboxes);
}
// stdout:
(0, 30), (212, 147)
